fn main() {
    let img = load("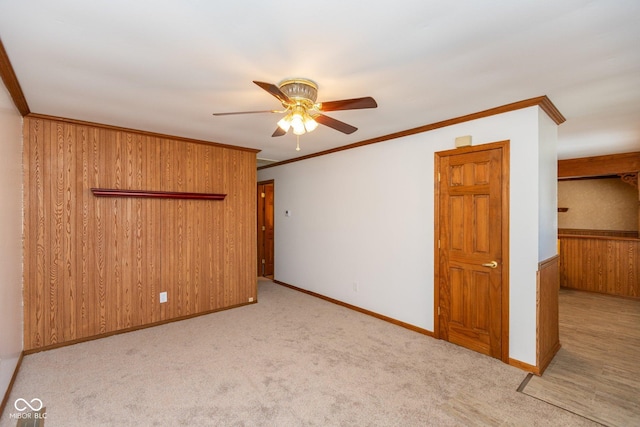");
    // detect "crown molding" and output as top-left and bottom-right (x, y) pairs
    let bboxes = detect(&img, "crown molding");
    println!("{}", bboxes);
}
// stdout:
(0, 38), (30, 116)
(259, 95), (565, 170)
(26, 113), (261, 153)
